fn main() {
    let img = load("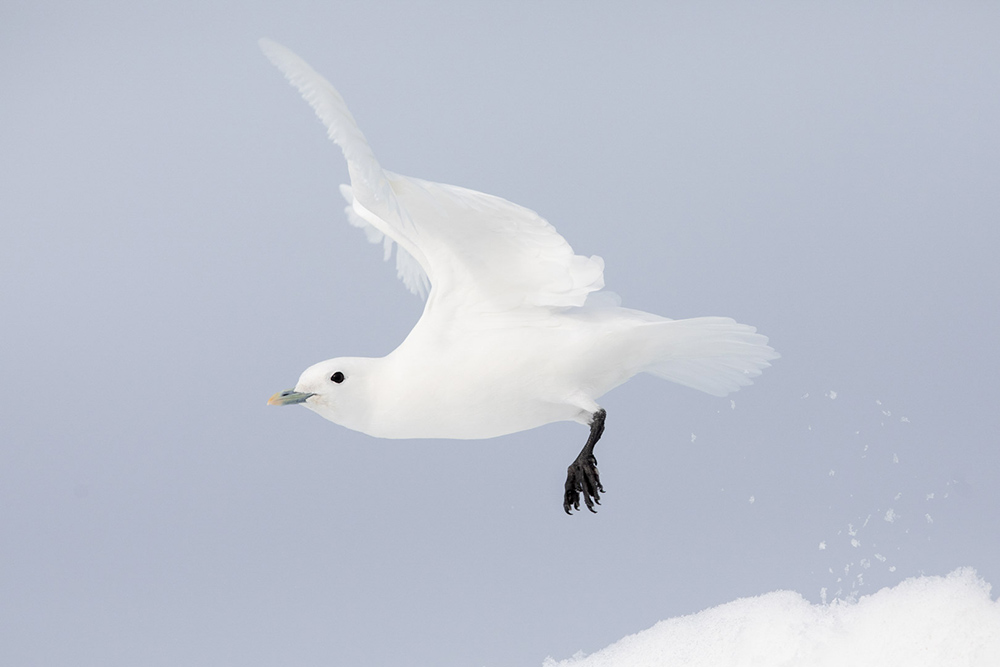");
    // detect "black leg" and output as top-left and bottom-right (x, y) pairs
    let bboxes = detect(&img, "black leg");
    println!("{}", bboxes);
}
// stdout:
(563, 408), (607, 514)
